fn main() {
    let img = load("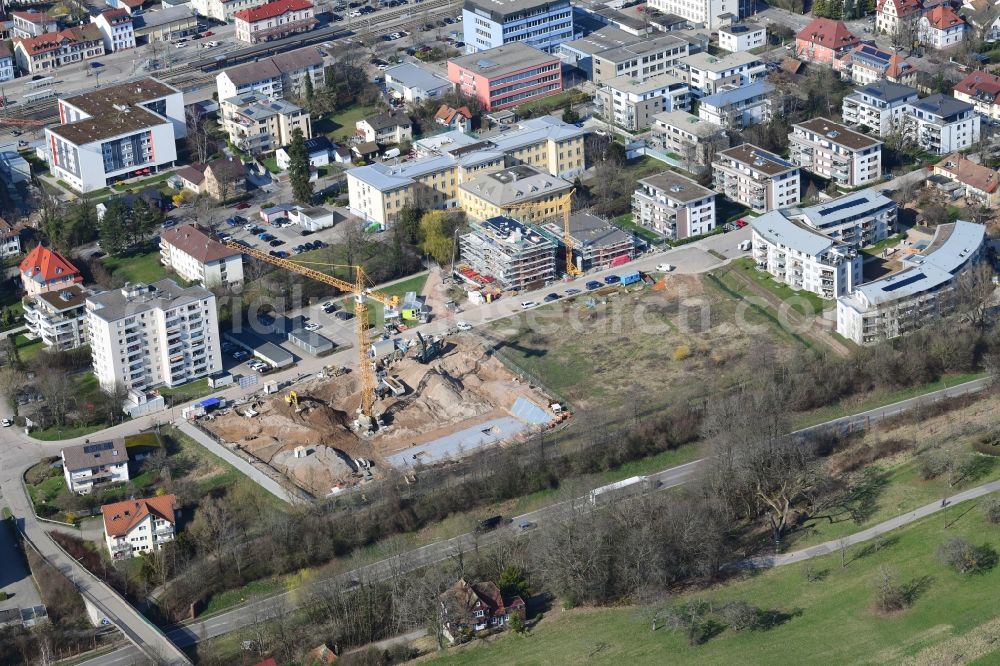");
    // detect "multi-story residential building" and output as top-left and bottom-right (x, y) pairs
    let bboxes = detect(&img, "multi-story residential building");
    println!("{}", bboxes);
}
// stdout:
(539, 212), (637, 271)
(347, 116), (586, 228)
(385, 62), (453, 104)
(842, 80), (920, 135)
(22, 284), (89, 351)
(160, 224), (244, 288)
(788, 188), (897, 248)
(102, 495), (178, 560)
(19, 246), (83, 297)
(220, 92), (310, 154)
(953, 71), (1000, 121)
(105, 0), (144, 16)
(61, 439), (129, 495)
(837, 220), (987, 344)
(461, 0), (577, 54)
(646, 0), (753, 30)
(677, 51), (766, 97)
(590, 33), (689, 85)
(191, 0), (269, 22)
(750, 210), (863, 299)
(356, 111), (412, 145)
(175, 157), (247, 201)
(649, 110), (730, 168)
(45, 78), (183, 192)
(215, 46), (325, 101)
(876, 0), (922, 37)
(931, 153), (1000, 206)
(904, 94), (980, 154)
(795, 18), (860, 65)
(0, 220), (20, 257)
(0, 45), (14, 83)
(458, 164), (573, 222)
(448, 42), (562, 111)
(558, 26), (642, 81)
(919, 5), (967, 49)
(595, 73), (689, 131)
(11, 11), (58, 40)
(836, 44), (916, 86)
(233, 0), (316, 43)
(789, 118), (883, 188)
(93, 8), (135, 52)
(698, 80), (772, 129)
(632, 170), (717, 240)
(719, 23), (767, 52)
(86, 280), (222, 392)
(14, 25), (106, 75)
(712, 143), (800, 213)
(131, 6), (199, 43)
(458, 216), (557, 289)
